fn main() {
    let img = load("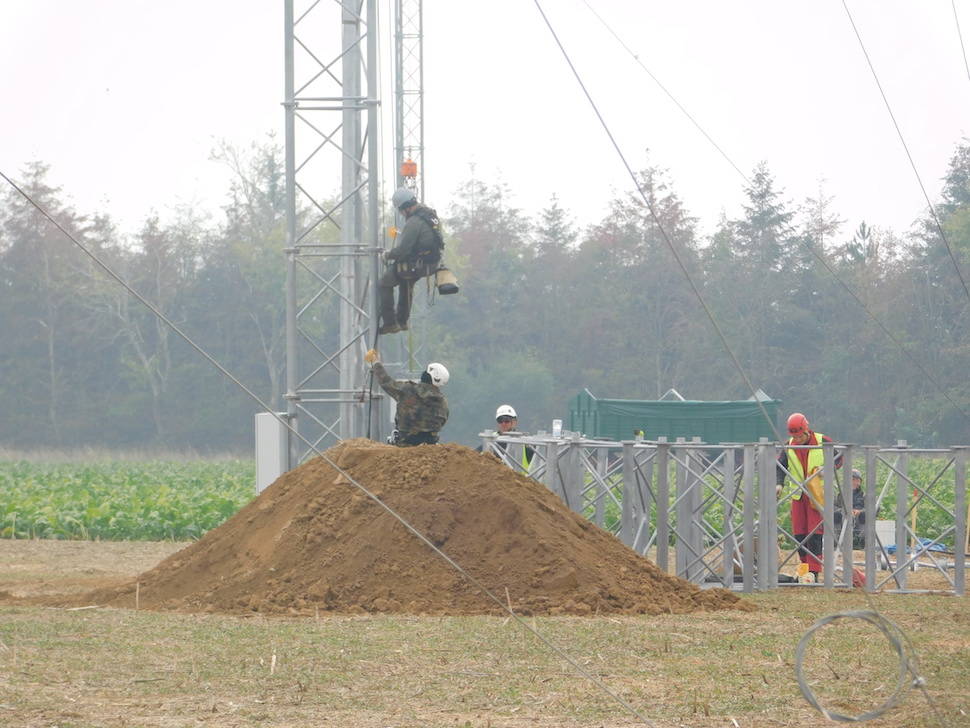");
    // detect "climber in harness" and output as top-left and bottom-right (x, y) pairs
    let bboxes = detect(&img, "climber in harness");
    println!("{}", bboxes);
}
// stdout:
(378, 187), (457, 335)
